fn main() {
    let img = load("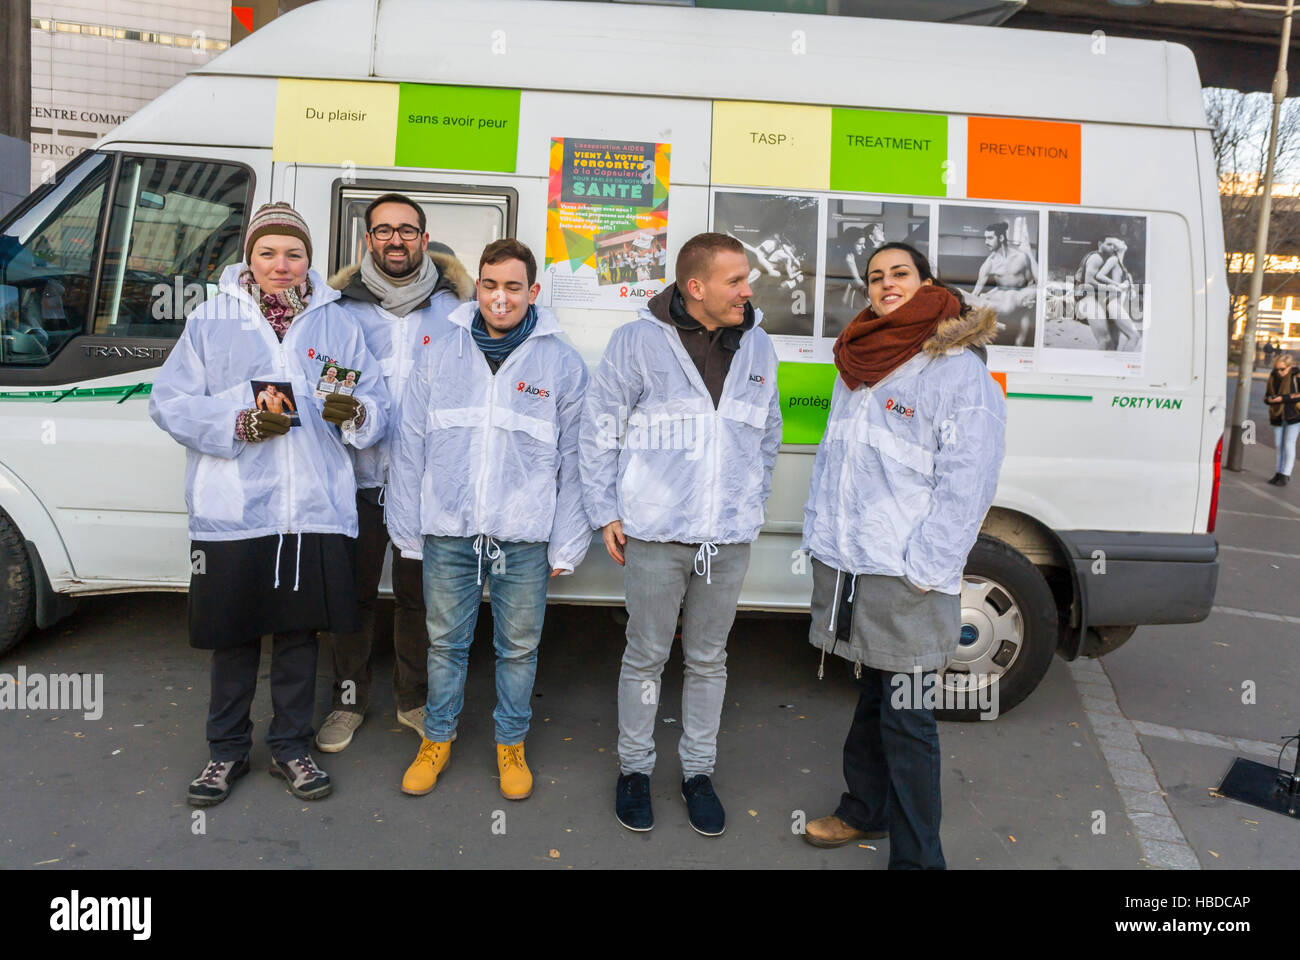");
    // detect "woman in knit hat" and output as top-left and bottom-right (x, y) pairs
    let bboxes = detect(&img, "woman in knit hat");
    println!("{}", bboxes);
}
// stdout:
(150, 201), (390, 807)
